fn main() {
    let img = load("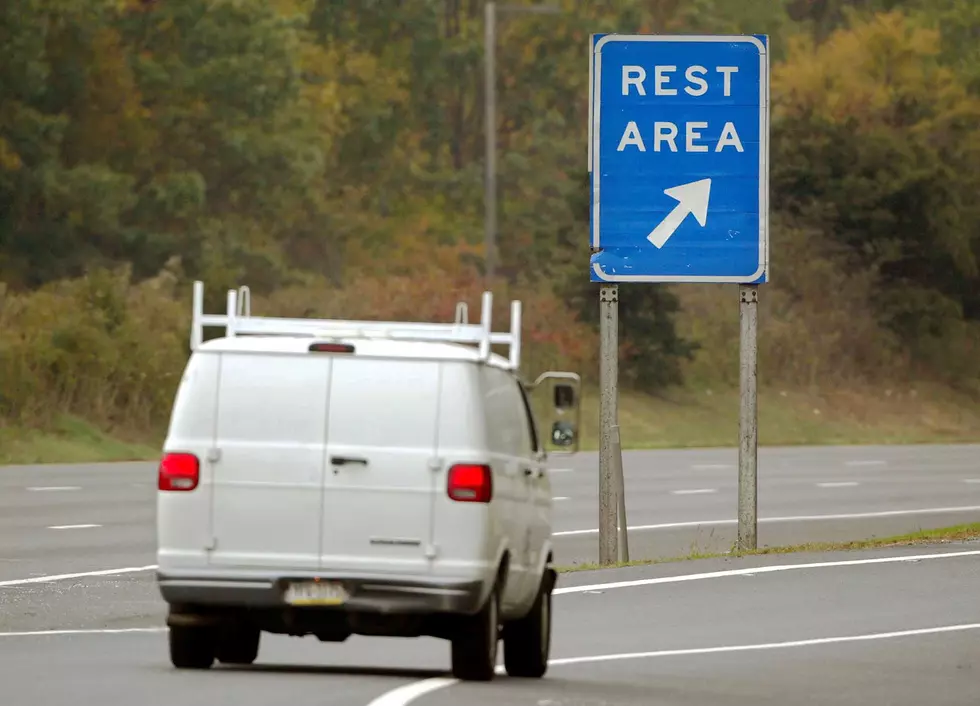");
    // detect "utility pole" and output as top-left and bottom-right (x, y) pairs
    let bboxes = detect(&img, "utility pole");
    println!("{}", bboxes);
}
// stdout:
(483, 2), (560, 286)
(484, 1), (497, 283)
